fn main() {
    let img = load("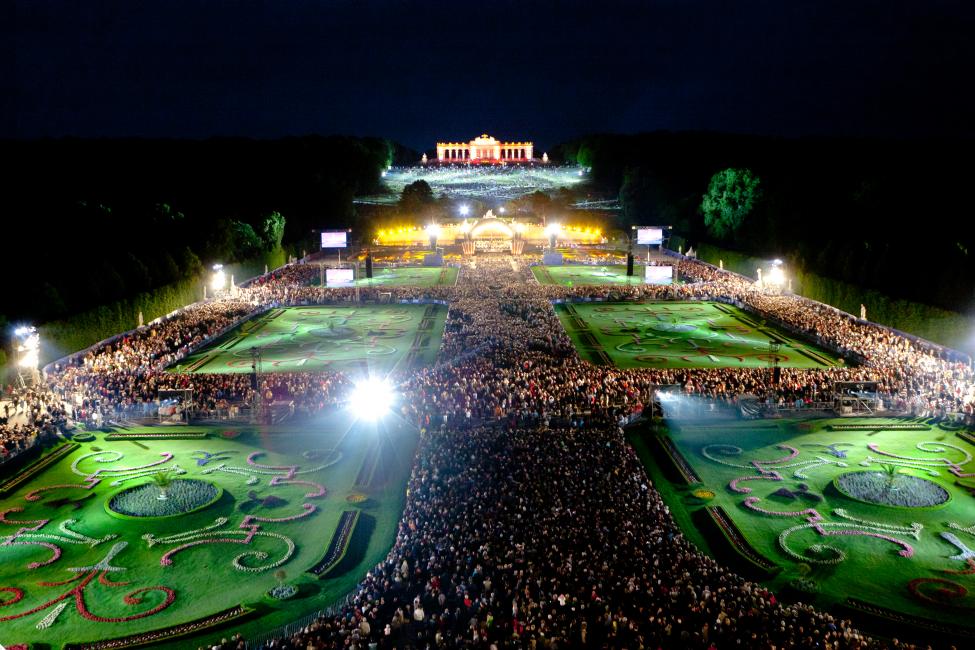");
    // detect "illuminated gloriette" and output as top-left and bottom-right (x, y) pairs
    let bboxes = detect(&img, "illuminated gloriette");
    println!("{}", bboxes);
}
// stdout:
(435, 134), (534, 163)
